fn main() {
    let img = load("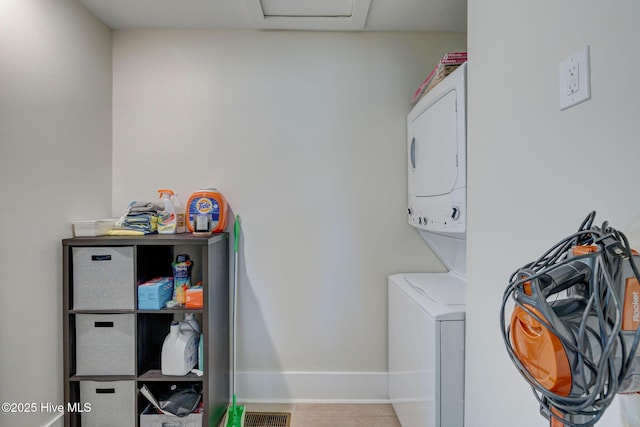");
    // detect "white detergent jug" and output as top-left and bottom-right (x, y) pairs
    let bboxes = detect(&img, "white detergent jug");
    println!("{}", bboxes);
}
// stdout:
(181, 313), (203, 372)
(161, 321), (199, 376)
(182, 313), (200, 334)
